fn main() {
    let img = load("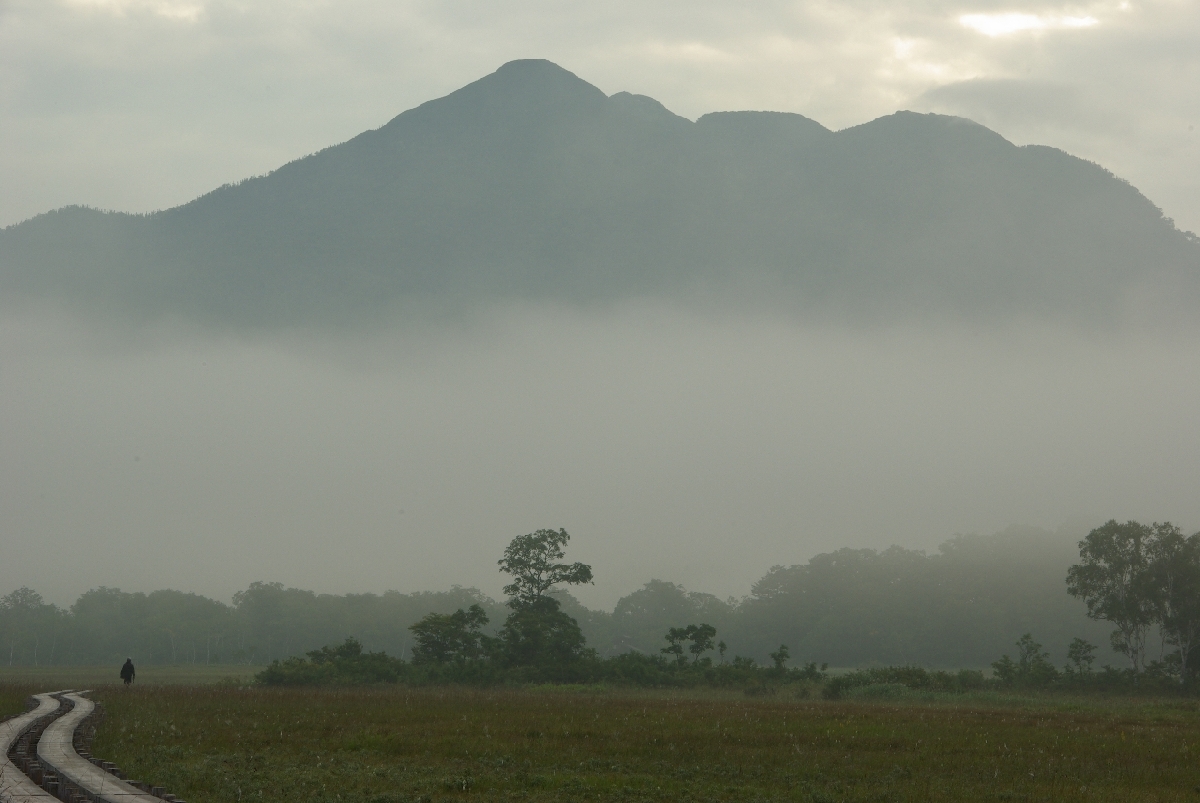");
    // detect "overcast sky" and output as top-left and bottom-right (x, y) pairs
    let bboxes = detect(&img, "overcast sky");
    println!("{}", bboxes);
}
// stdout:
(2, 0), (1199, 611)
(2, 0), (1198, 231)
